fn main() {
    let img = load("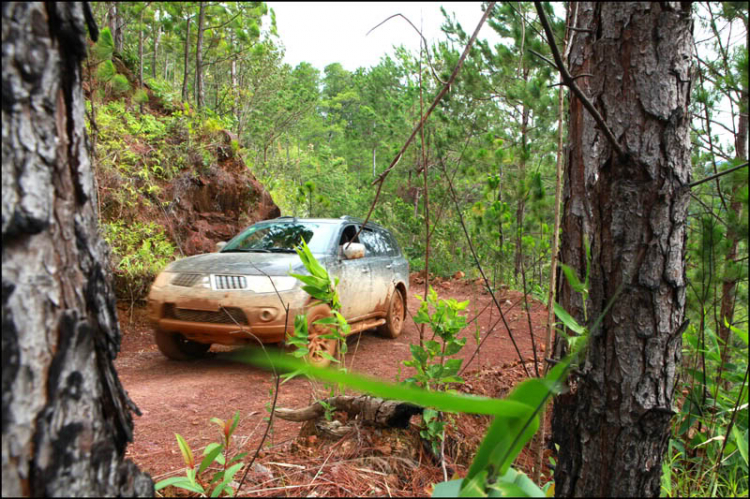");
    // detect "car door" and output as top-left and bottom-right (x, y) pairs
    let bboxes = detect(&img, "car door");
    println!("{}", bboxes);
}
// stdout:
(327, 224), (373, 320)
(359, 227), (393, 315)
